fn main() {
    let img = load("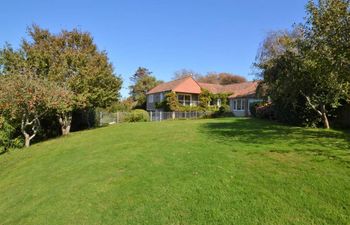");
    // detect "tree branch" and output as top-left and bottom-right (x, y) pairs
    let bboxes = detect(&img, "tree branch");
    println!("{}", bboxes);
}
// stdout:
(300, 91), (322, 116)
